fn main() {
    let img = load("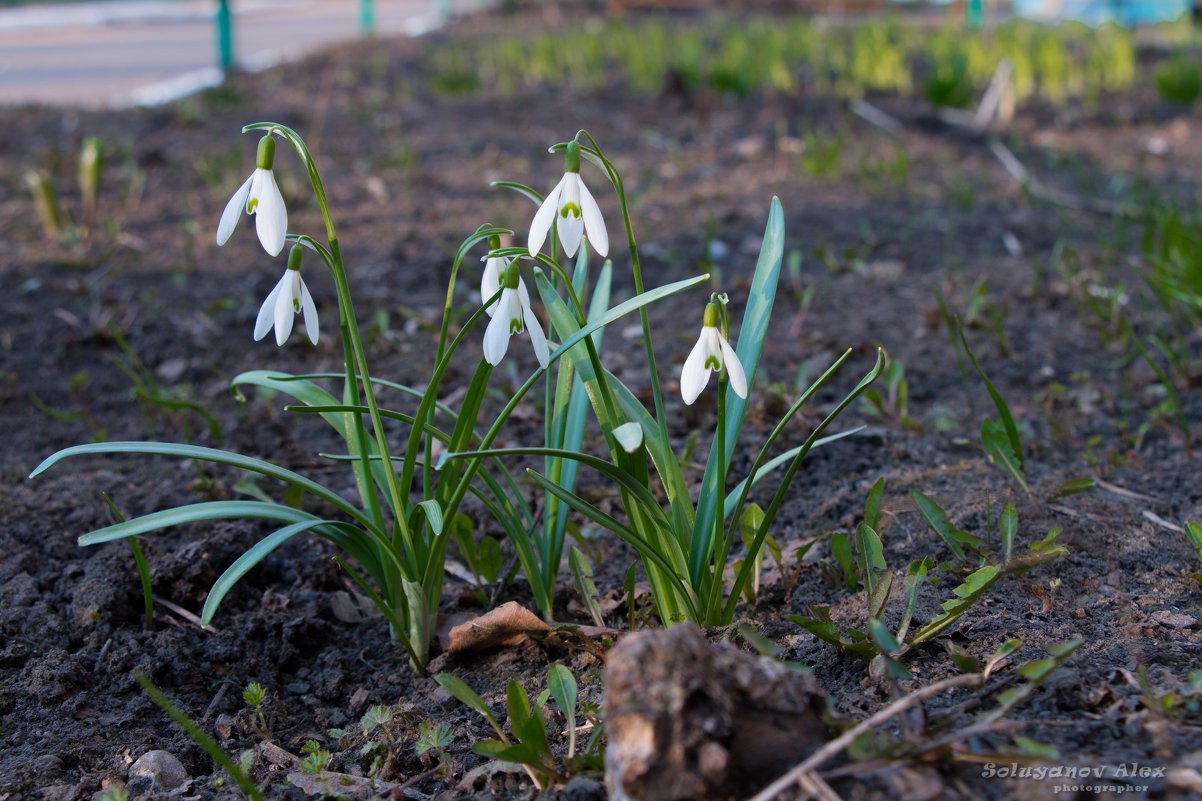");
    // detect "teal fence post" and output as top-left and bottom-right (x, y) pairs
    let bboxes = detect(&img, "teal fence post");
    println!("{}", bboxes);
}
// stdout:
(967, 0), (983, 31)
(360, 0), (375, 35)
(217, 0), (233, 72)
